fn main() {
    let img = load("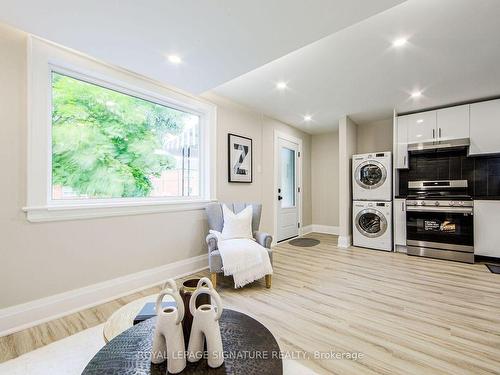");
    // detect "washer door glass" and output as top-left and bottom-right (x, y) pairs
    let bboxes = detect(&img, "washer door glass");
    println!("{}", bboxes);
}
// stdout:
(356, 209), (387, 238)
(355, 161), (386, 189)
